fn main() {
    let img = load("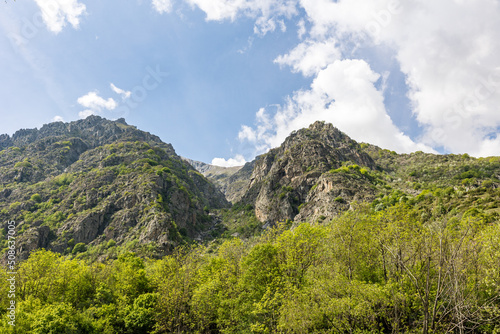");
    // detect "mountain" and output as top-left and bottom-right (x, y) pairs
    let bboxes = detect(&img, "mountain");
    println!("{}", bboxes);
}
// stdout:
(0, 116), (229, 261)
(2, 117), (500, 262)
(225, 121), (378, 223)
(216, 121), (500, 225)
